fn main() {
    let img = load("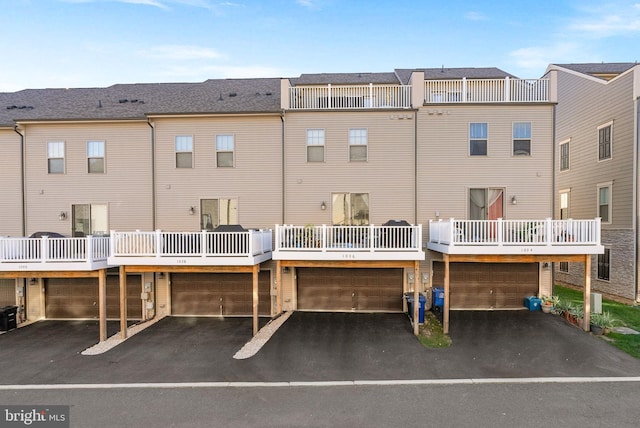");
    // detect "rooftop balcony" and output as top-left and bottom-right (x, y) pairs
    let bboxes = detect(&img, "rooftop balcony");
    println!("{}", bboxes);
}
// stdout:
(427, 218), (603, 255)
(288, 84), (412, 110)
(424, 77), (550, 104)
(108, 229), (273, 266)
(0, 235), (111, 271)
(273, 224), (425, 261)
